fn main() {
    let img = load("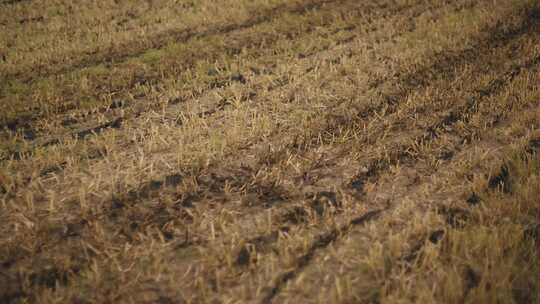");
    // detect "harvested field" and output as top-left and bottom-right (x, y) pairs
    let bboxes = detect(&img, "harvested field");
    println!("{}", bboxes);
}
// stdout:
(1, 0), (540, 303)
